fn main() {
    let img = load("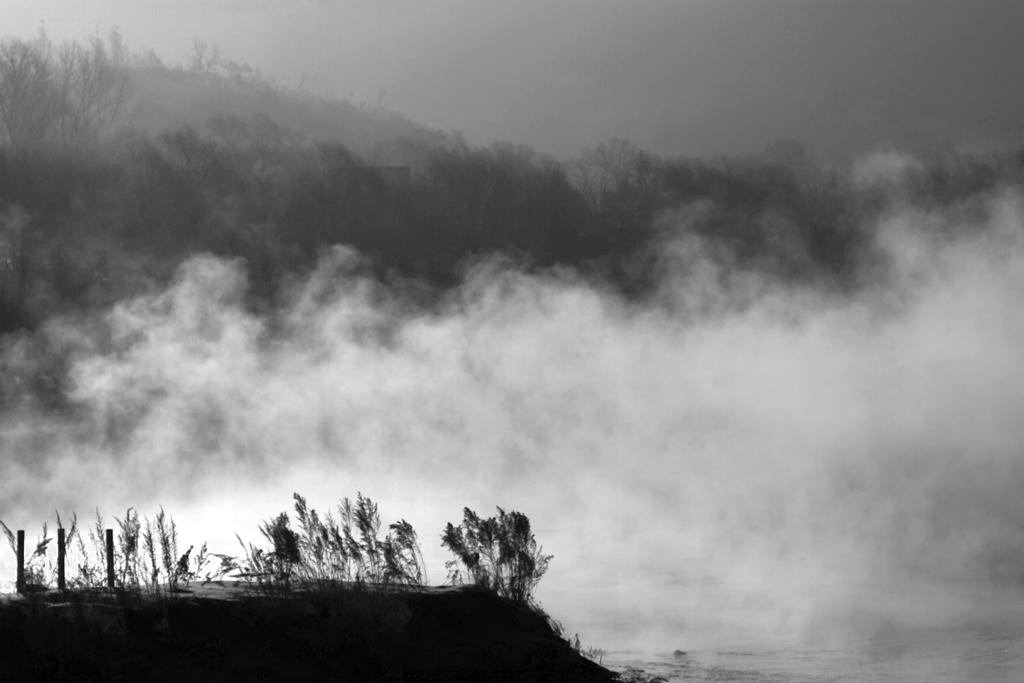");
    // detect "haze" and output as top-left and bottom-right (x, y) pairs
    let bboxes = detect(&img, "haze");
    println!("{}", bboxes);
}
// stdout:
(5, 0), (1024, 160)
(1, 0), (1024, 672)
